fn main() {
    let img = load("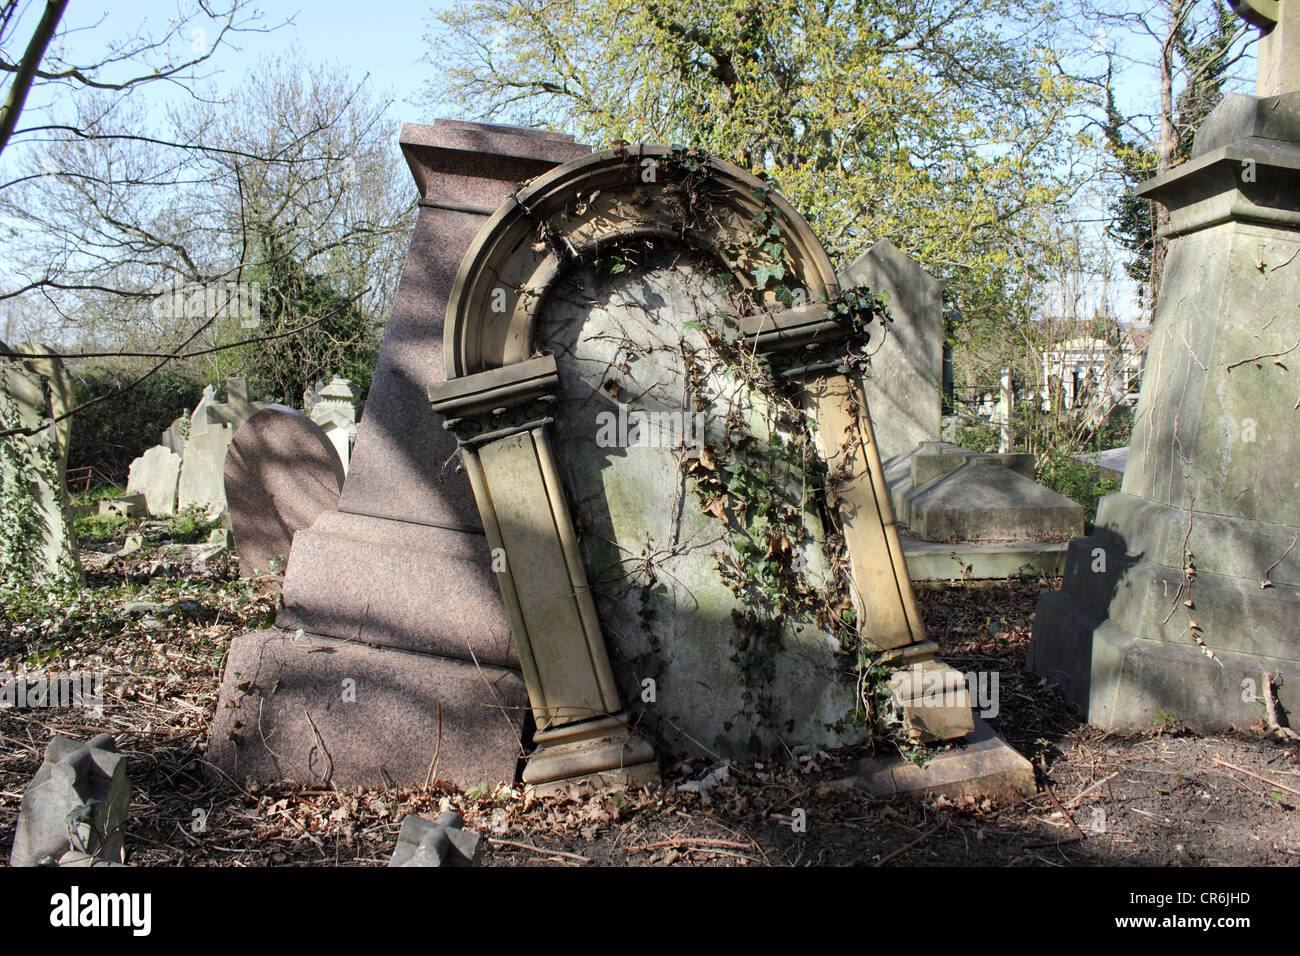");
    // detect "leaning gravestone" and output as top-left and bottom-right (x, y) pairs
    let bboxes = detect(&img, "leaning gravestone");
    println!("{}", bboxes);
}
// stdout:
(210, 122), (1031, 799)
(126, 445), (182, 516)
(0, 345), (80, 589)
(1031, 4), (1300, 730)
(538, 251), (858, 756)
(223, 405), (344, 576)
(176, 387), (233, 515)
